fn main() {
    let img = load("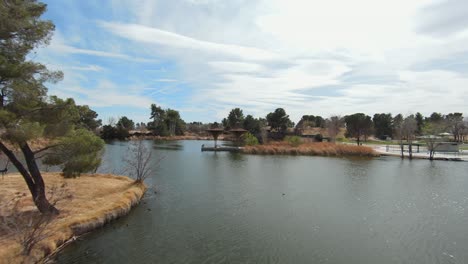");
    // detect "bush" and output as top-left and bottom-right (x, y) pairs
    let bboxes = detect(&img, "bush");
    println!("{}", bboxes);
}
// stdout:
(243, 132), (259, 146)
(285, 136), (302, 147)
